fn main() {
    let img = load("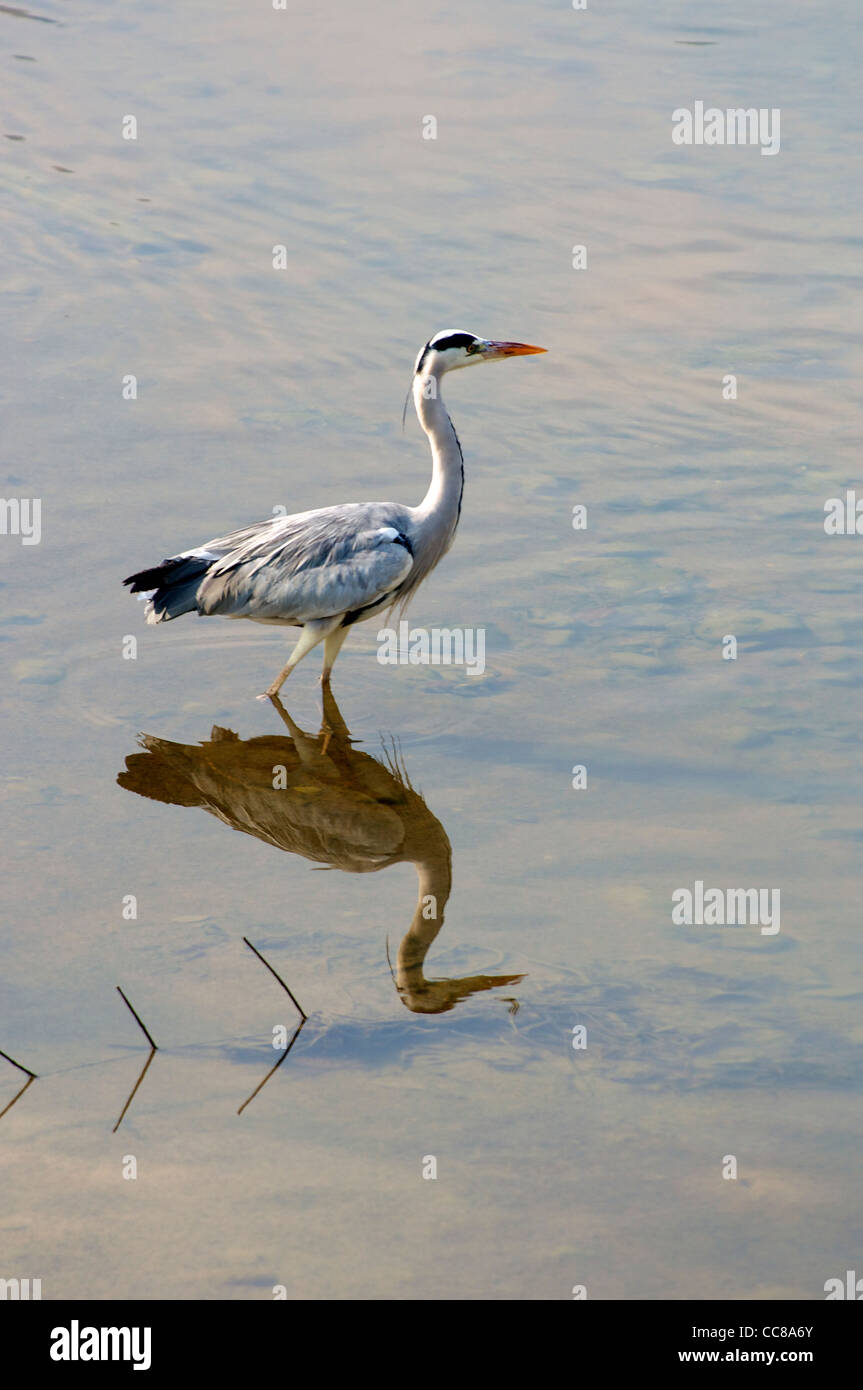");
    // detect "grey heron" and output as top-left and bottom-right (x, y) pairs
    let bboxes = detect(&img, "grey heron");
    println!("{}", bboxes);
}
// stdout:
(123, 330), (546, 696)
